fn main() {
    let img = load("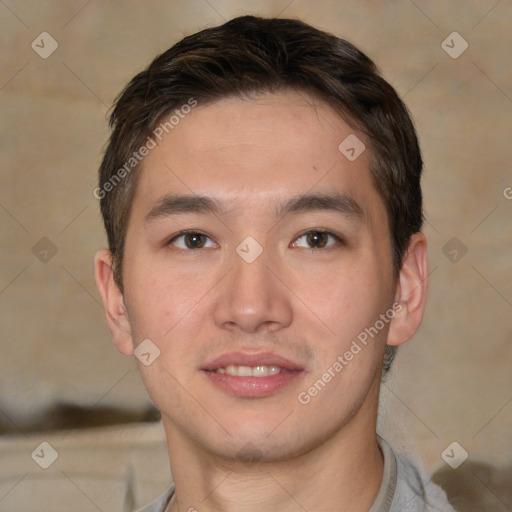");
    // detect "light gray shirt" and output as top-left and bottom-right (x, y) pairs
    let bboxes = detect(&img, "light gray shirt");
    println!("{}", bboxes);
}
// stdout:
(136, 437), (456, 512)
